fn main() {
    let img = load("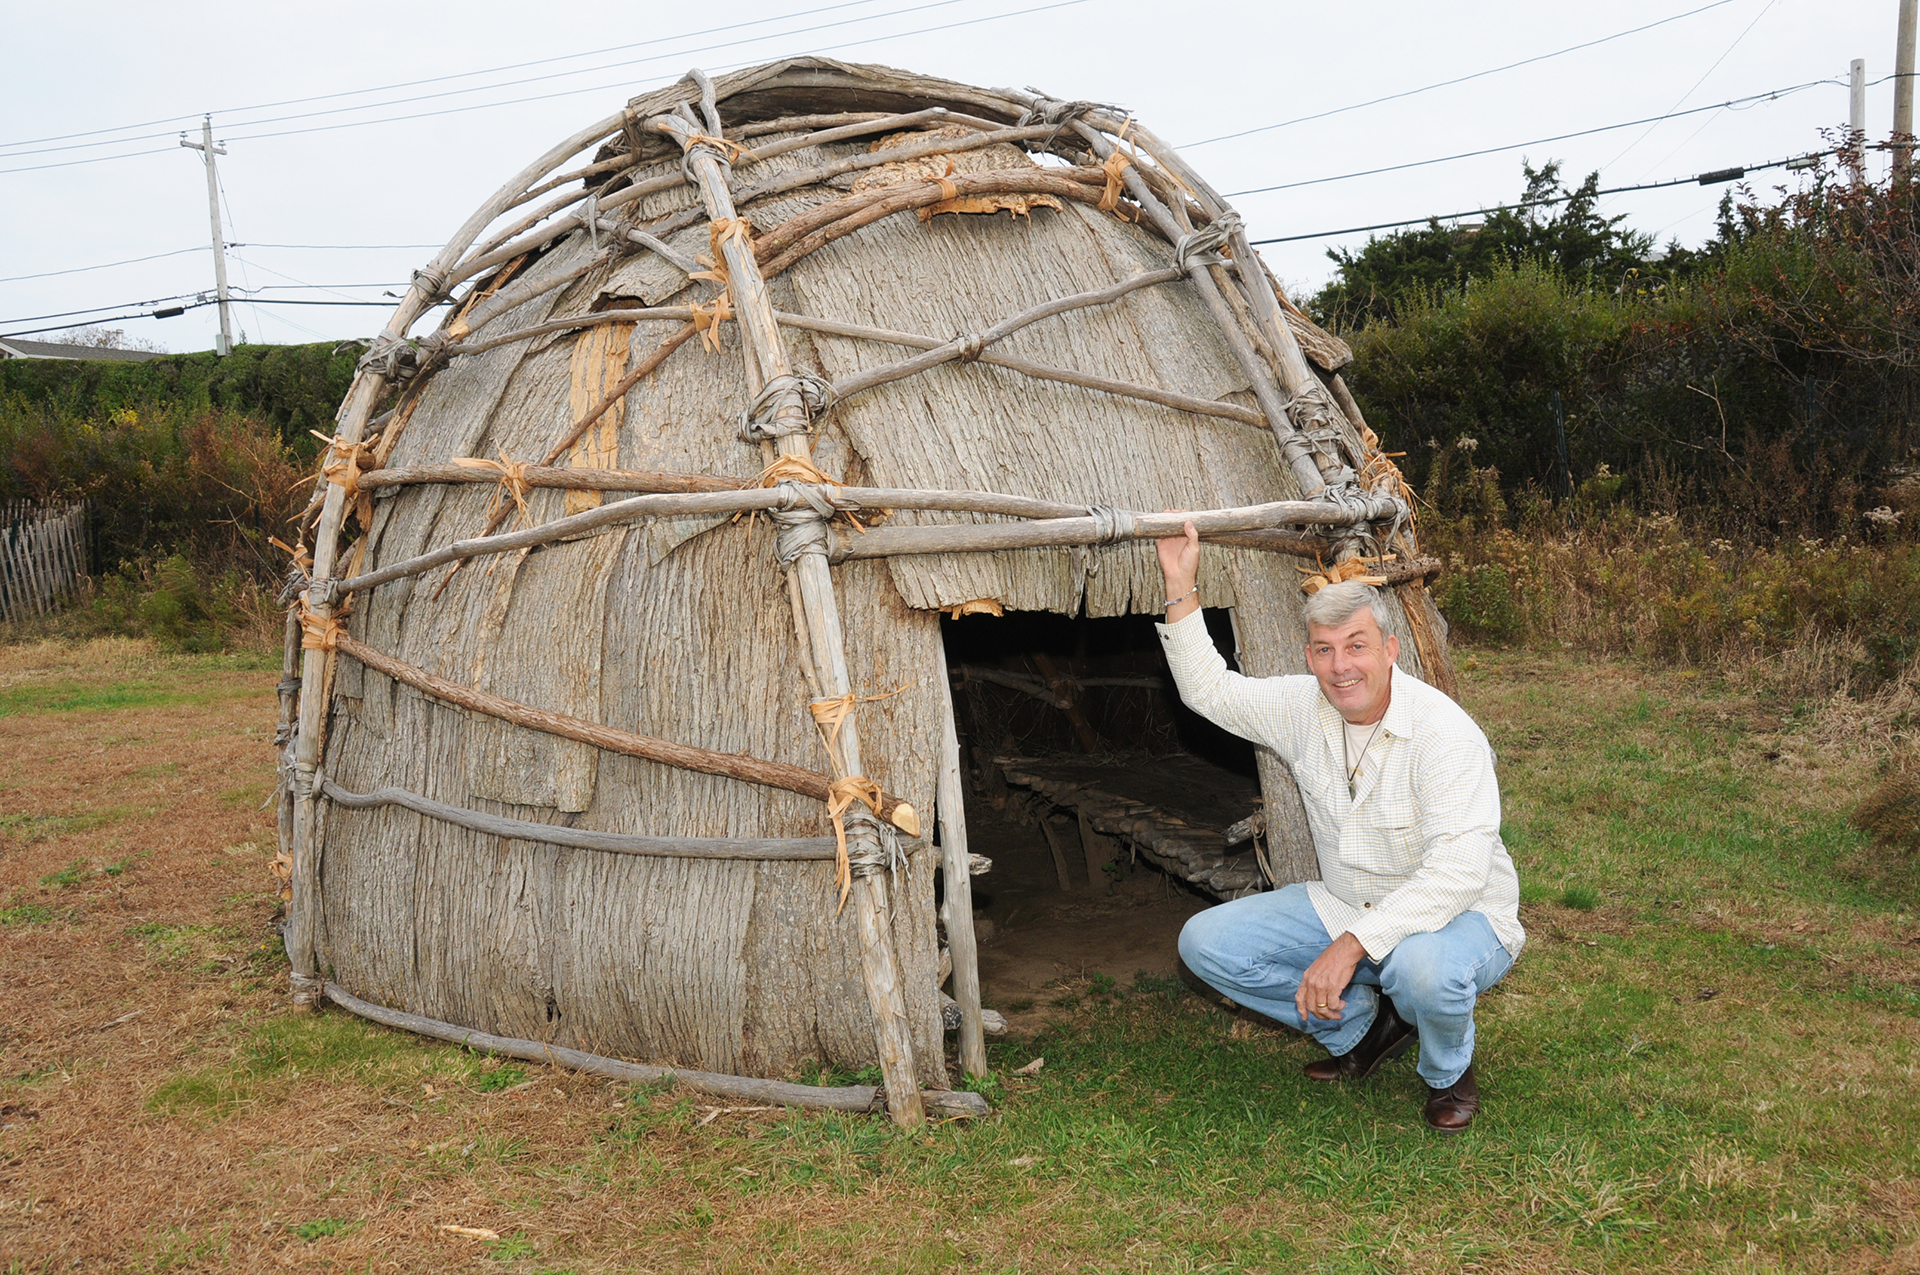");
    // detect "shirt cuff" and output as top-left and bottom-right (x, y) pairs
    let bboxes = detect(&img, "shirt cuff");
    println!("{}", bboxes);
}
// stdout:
(1344, 912), (1403, 962)
(1153, 606), (1208, 640)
